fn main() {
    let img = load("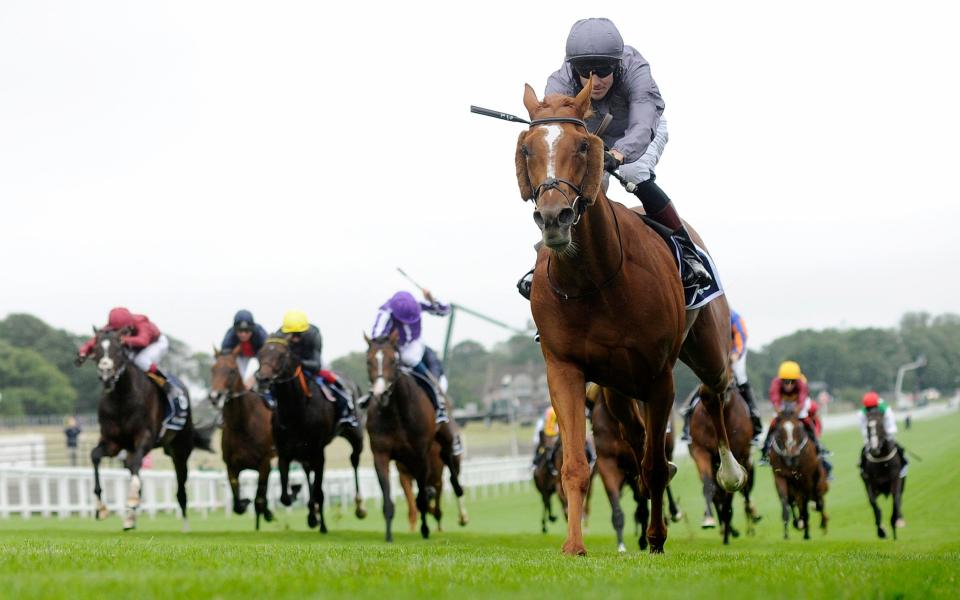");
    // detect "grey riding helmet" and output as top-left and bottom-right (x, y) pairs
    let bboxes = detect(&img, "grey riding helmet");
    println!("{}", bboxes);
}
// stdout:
(564, 18), (624, 78)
